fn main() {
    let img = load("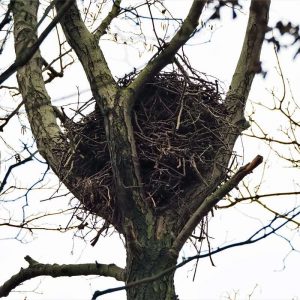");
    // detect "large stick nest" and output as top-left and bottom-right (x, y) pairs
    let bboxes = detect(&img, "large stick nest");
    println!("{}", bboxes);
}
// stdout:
(64, 71), (229, 211)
